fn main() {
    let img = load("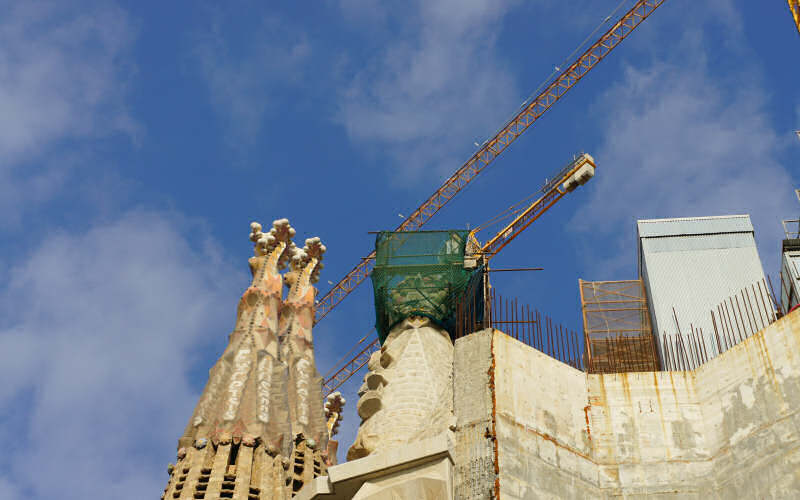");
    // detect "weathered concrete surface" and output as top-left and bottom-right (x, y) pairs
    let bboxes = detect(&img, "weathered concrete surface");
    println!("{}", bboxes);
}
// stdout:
(491, 310), (800, 498)
(297, 432), (454, 499)
(328, 312), (800, 499)
(493, 330), (597, 499)
(453, 330), (496, 500)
